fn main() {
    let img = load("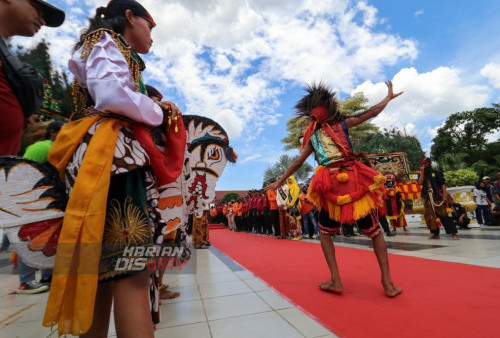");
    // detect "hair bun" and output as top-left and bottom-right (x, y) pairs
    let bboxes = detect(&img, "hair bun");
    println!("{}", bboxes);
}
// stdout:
(96, 6), (107, 16)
